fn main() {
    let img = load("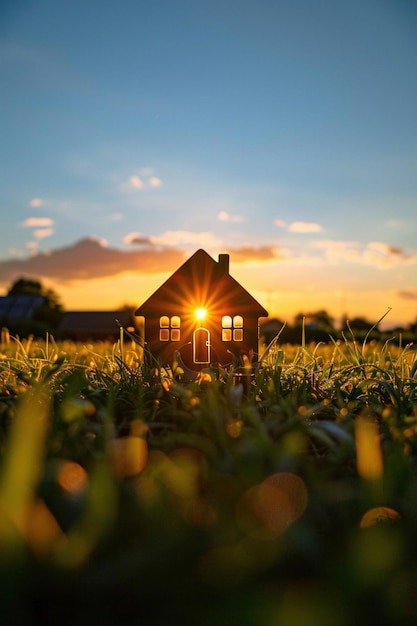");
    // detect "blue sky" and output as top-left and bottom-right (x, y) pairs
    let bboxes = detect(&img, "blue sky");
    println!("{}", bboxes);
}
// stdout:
(1, 0), (416, 327)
